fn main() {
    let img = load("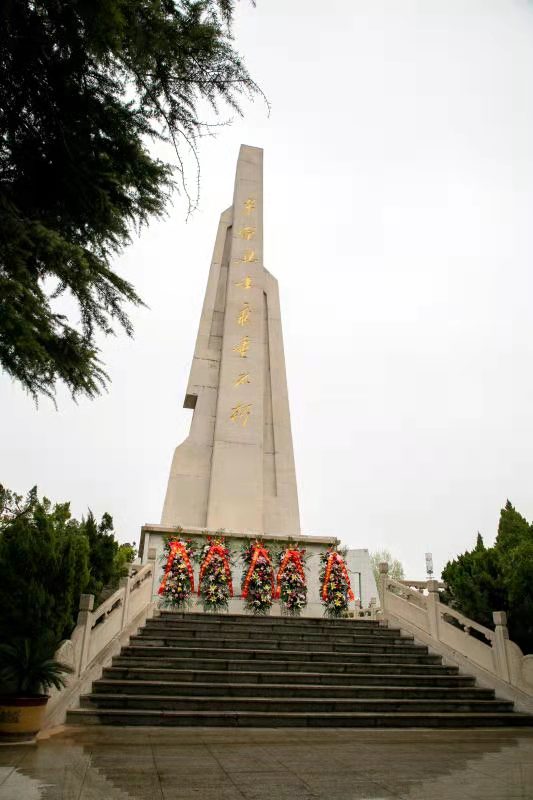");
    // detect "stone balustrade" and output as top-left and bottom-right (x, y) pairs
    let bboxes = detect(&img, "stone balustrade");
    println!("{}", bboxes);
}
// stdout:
(45, 559), (156, 728)
(378, 562), (533, 713)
